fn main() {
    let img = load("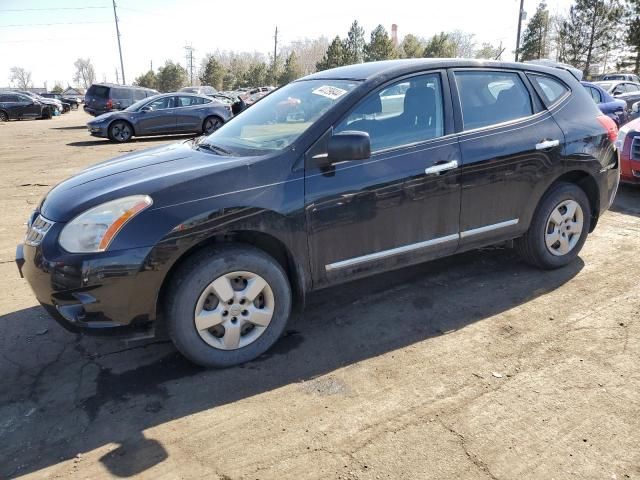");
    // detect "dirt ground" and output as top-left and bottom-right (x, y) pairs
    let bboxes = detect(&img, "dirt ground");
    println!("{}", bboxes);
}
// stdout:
(0, 110), (639, 480)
